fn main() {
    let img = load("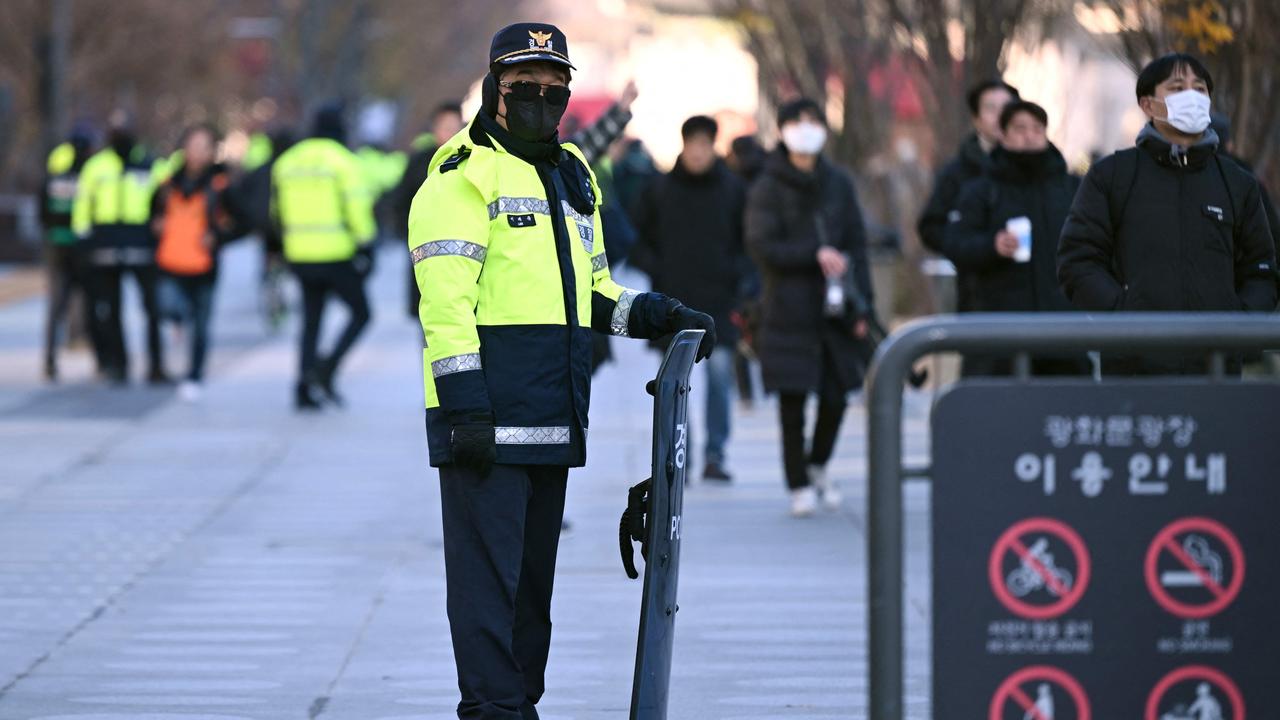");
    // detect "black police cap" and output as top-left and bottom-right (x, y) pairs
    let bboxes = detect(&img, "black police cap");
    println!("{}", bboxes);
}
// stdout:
(489, 22), (575, 71)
